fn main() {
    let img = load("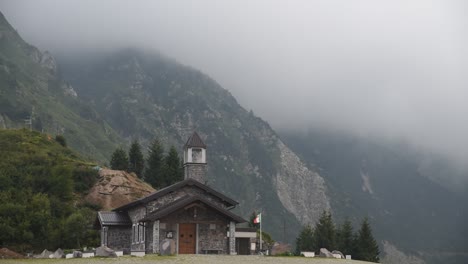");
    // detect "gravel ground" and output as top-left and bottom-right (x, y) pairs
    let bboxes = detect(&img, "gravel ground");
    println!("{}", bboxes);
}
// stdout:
(1, 255), (373, 264)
